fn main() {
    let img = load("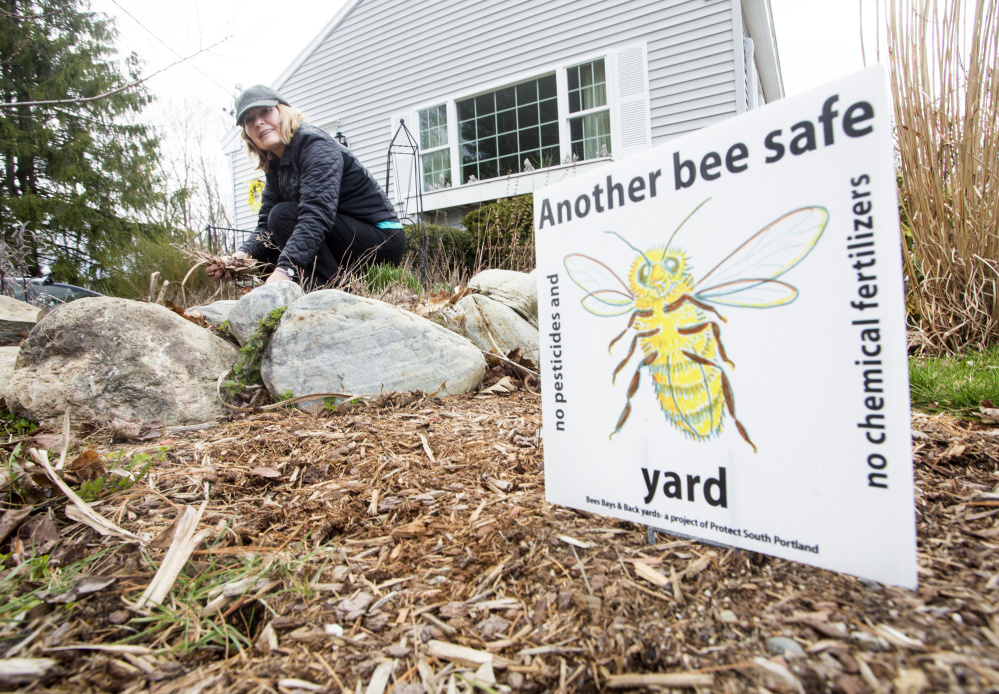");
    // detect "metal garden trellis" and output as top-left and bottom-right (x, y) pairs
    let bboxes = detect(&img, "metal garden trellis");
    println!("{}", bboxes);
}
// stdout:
(385, 118), (427, 285)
